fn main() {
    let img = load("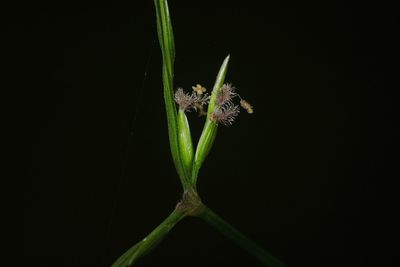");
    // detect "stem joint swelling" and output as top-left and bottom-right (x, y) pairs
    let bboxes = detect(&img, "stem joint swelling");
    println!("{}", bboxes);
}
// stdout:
(175, 190), (204, 216)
